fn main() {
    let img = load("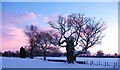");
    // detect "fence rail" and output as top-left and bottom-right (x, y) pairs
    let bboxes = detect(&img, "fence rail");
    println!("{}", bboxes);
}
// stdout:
(78, 60), (118, 68)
